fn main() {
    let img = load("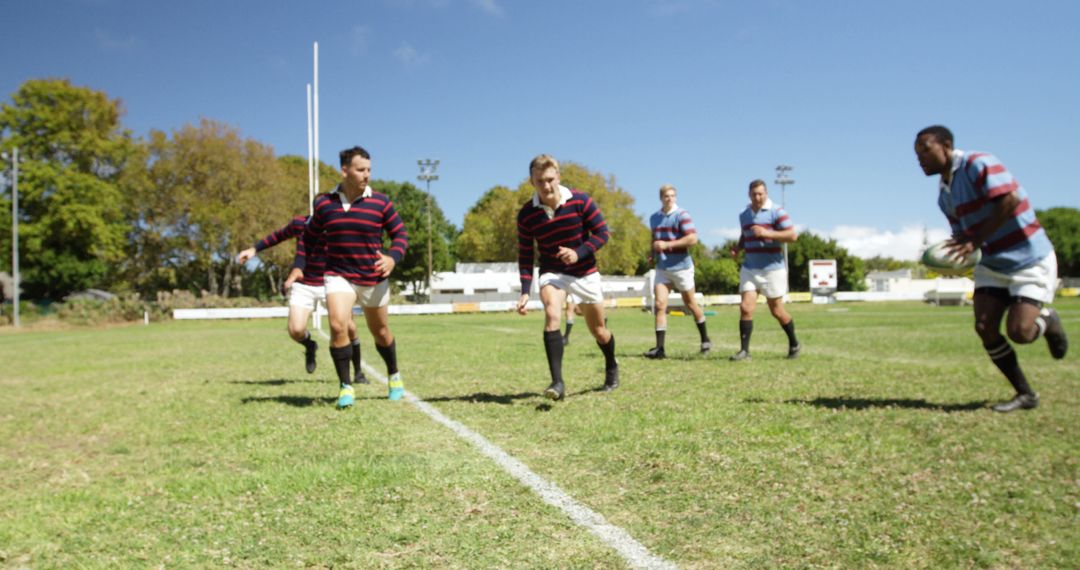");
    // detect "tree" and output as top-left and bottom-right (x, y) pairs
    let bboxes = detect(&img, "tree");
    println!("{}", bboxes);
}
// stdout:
(377, 179), (458, 298)
(1038, 207), (1080, 277)
(456, 161), (650, 275)
(128, 119), (290, 297)
(0, 79), (139, 299)
(787, 231), (867, 291)
(692, 243), (741, 294)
